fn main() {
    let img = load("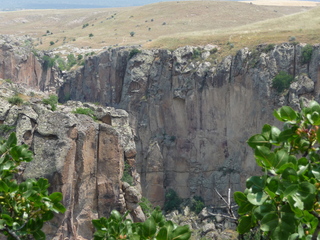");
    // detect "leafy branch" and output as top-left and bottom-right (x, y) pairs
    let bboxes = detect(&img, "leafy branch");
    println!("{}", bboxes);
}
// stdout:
(235, 101), (320, 239)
